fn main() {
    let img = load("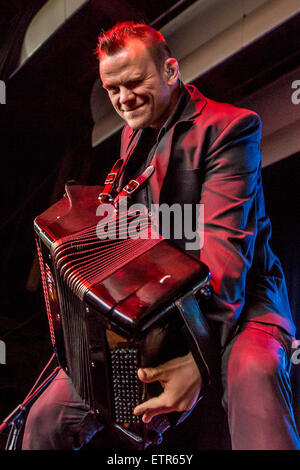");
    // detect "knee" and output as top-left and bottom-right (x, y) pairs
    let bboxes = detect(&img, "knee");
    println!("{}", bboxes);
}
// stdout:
(227, 336), (286, 397)
(22, 399), (64, 449)
(234, 351), (281, 386)
(22, 393), (100, 450)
